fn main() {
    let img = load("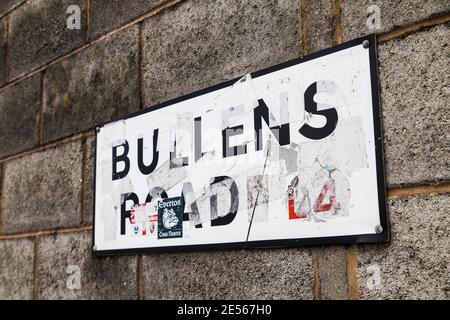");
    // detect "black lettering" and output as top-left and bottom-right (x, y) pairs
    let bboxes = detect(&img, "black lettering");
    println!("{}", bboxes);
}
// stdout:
(170, 136), (189, 168)
(137, 129), (159, 175)
(112, 140), (130, 180)
(144, 186), (167, 203)
(120, 192), (138, 235)
(254, 98), (290, 151)
(222, 126), (247, 158)
(210, 176), (239, 226)
(181, 182), (202, 228)
(194, 117), (206, 162)
(299, 82), (338, 140)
